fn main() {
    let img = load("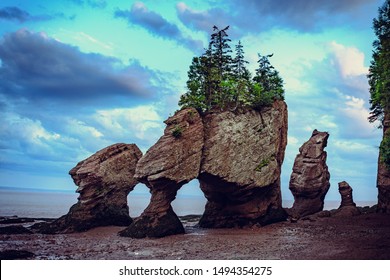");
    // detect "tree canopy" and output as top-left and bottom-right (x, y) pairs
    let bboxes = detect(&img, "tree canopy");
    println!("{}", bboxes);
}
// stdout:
(179, 26), (285, 112)
(368, 0), (390, 125)
(368, 0), (390, 170)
